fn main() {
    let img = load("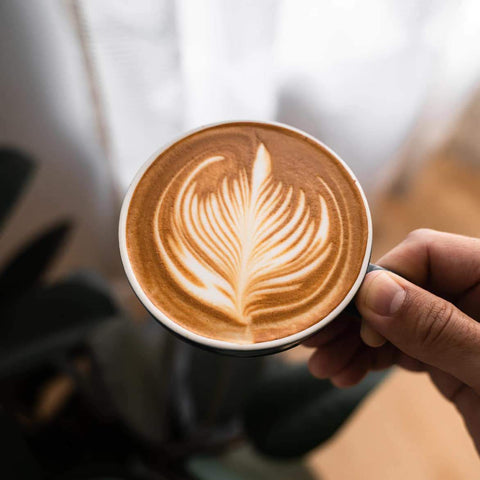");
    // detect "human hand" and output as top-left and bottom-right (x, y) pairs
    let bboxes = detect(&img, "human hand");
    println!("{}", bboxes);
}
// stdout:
(304, 229), (480, 453)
